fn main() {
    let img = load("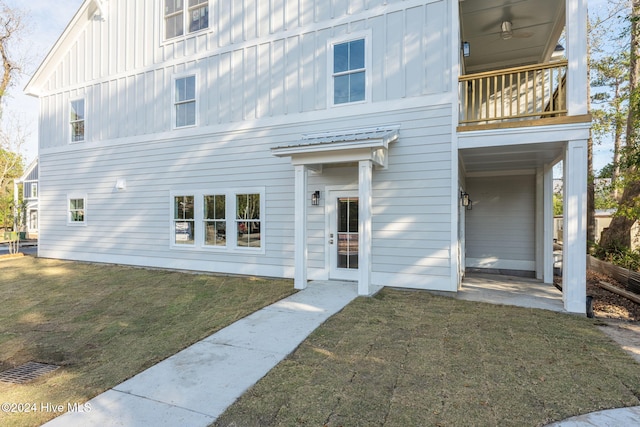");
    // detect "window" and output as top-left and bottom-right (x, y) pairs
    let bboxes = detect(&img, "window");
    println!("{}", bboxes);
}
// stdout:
(30, 183), (37, 199)
(170, 189), (264, 252)
(204, 194), (226, 246)
(70, 99), (85, 142)
(165, 0), (209, 40)
(236, 194), (261, 248)
(68, 196), (86, 225)
(174, 75), (196, 128)
(332, 38), (366, 105)
(174, 195), (195, 245)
